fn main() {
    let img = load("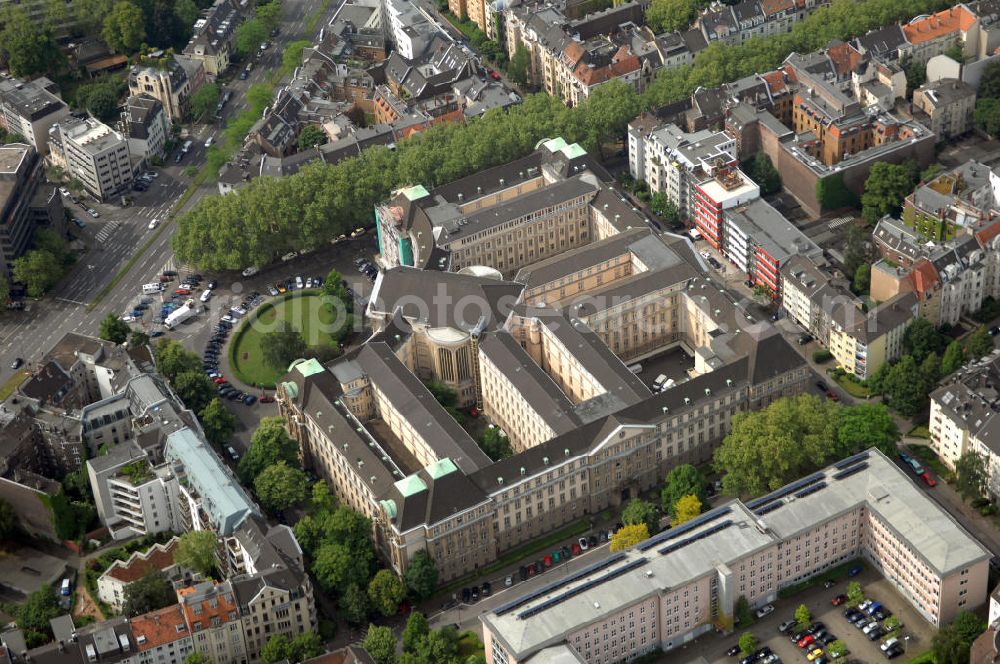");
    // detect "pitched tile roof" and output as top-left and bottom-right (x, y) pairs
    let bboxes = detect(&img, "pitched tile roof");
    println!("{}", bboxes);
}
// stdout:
(129, 605), (188, 652)
(910, 259), (940, 293)
(902, 6), (977, 45)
